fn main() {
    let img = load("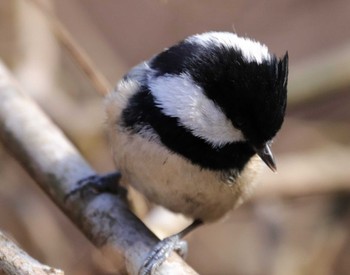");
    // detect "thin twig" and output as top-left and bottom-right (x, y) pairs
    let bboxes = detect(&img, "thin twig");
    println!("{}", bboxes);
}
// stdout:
(26, 0), (112, 96)
(0, 61), (198, 274)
